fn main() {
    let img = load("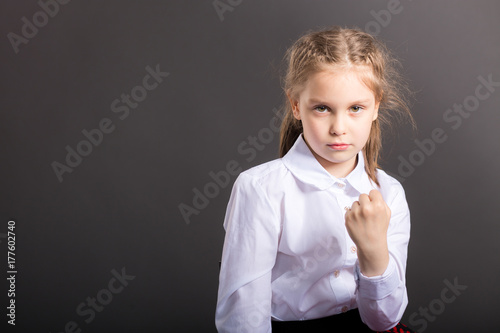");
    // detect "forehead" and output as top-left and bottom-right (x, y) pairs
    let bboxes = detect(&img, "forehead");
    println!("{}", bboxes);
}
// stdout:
(302, 67), (376, 103)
